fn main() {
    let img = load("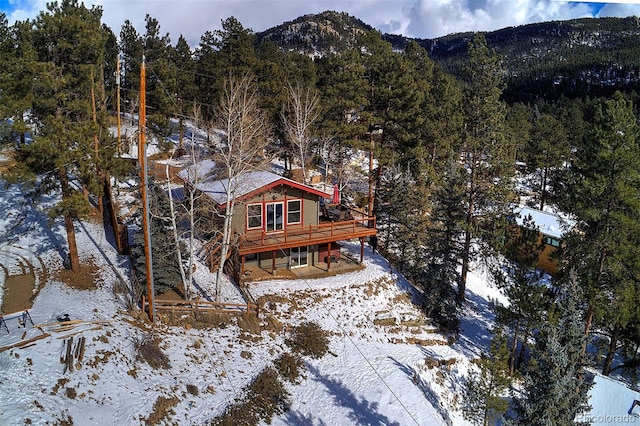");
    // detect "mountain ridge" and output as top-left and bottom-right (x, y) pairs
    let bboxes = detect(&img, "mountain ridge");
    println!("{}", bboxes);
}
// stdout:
(256, 11), (640, 101)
